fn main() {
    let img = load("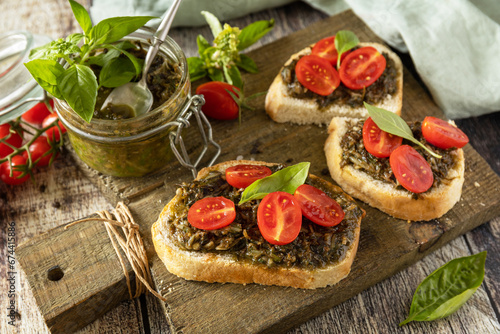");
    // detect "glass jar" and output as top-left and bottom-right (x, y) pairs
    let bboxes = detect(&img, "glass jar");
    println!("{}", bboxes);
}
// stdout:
(55, 29), (219, 178)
